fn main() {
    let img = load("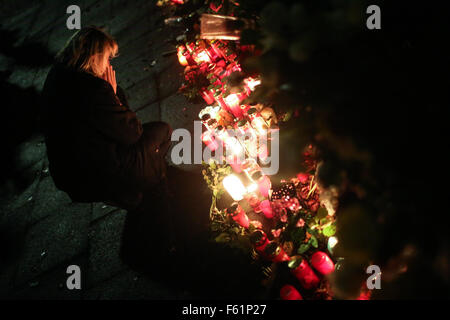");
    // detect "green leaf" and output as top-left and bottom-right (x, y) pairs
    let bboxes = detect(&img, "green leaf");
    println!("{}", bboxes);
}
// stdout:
(309, 235), (318, 248)
(298, 243), (310, 254)
(290, 228), (305, 244)
(323, 224), (337, 237)
(288, 256), (303, 269)
(320, 217), (329, 225)
(215, 233), (231, 243)
(316, 207), (328, 220)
